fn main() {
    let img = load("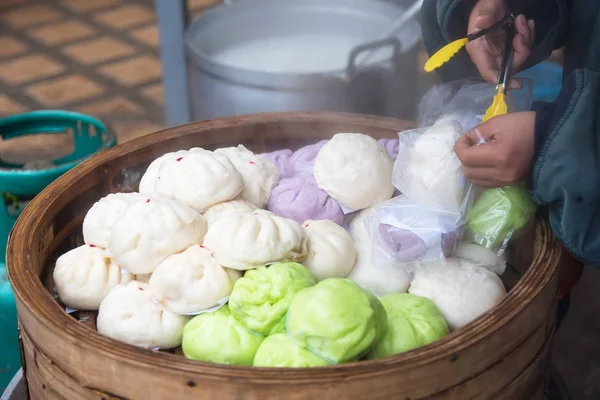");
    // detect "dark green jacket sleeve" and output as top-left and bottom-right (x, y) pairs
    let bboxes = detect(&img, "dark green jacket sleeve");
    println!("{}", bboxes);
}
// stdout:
(532, 69), (600, 266)
(421, 0), (570, 82)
